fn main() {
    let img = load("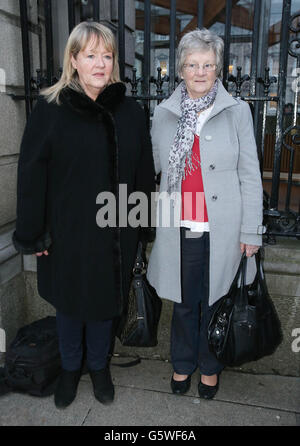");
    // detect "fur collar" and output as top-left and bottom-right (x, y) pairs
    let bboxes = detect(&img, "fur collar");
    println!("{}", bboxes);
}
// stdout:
(59, 82), (126, 118)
